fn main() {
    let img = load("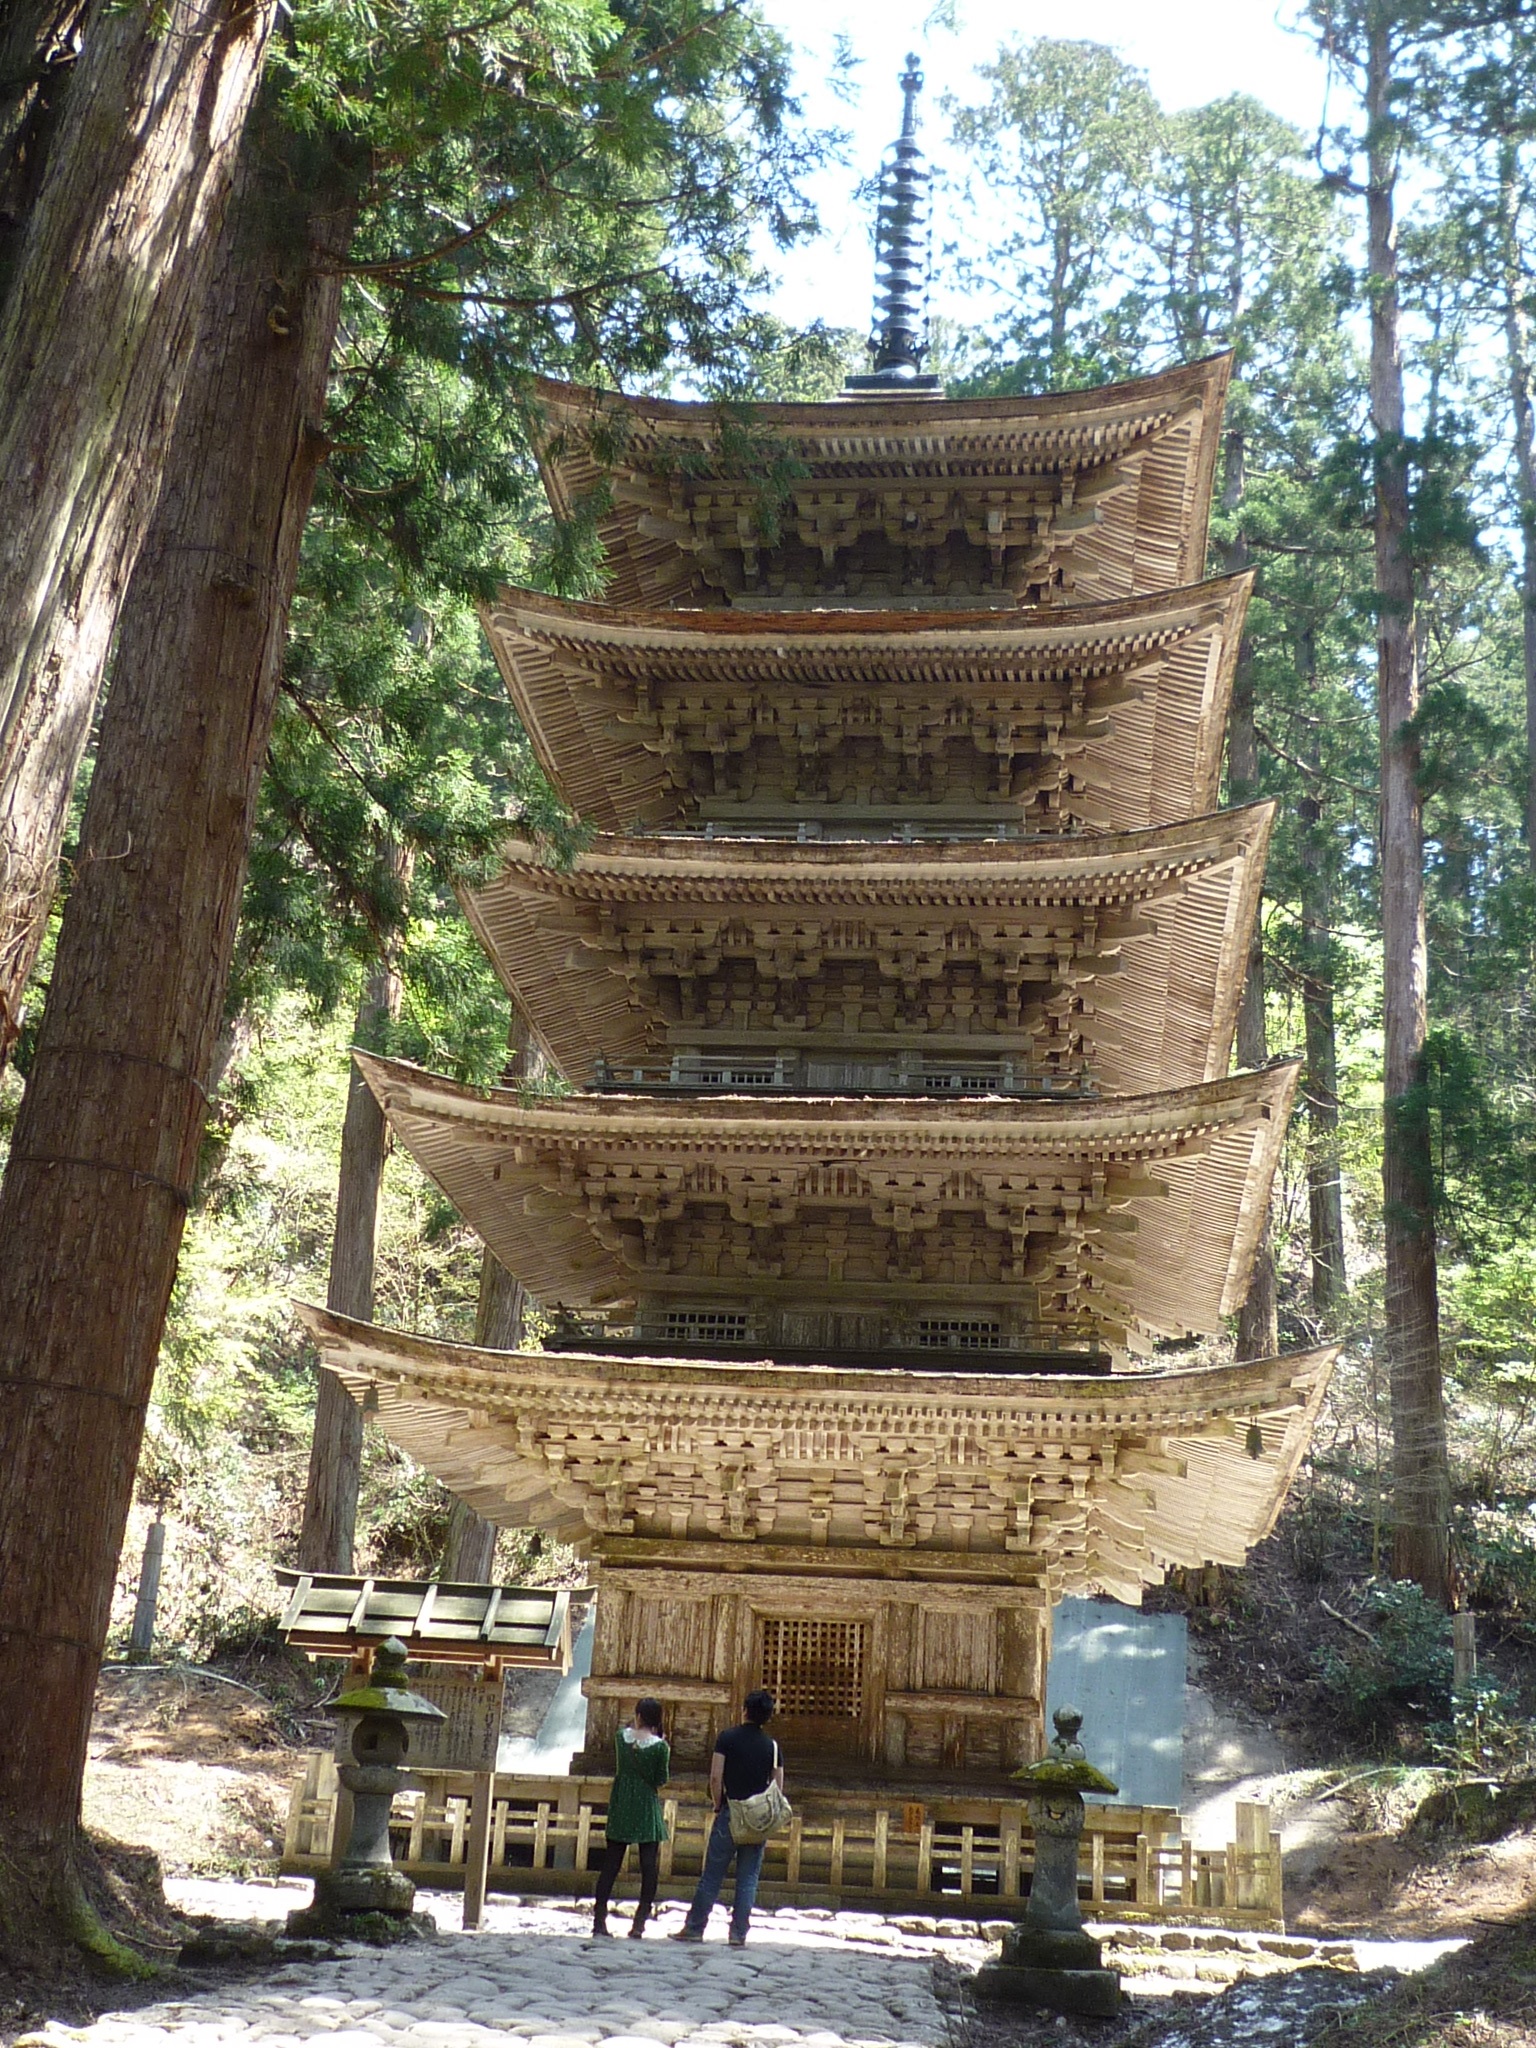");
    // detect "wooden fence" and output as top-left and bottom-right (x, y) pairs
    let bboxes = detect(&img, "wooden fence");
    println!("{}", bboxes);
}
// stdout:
(282, 1758), (1283, 1930)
